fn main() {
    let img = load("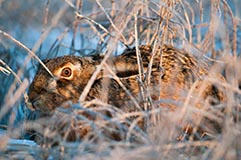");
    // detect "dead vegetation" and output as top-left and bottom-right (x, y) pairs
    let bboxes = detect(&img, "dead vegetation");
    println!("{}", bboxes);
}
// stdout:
(0, 0), (241, 159)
